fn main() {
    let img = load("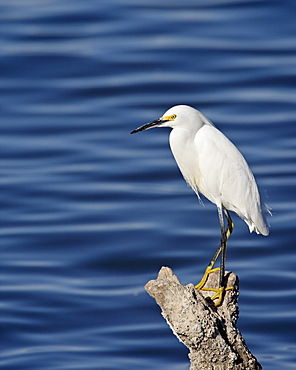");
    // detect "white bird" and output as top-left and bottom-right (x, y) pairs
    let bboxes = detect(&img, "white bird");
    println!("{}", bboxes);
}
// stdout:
(131, 105), (269, 305)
